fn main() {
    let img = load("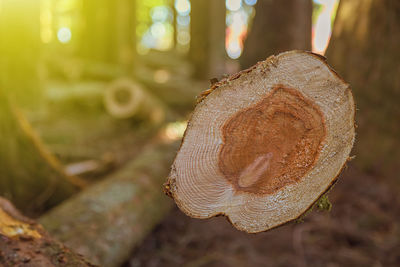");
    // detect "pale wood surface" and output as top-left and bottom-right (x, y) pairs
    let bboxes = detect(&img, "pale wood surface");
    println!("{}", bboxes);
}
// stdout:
(166, 51), (355, 233)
